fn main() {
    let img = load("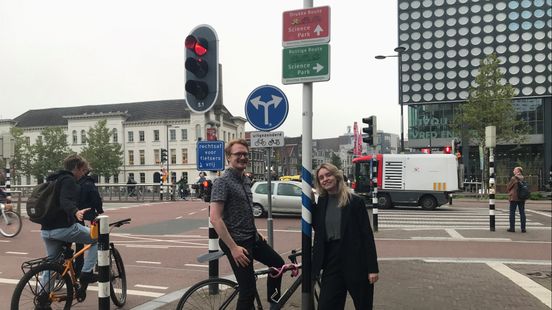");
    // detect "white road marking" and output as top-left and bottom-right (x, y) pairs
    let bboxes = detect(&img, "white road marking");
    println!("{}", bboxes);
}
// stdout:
(487, 262), (552, 308)
(0, 277), (164, 297)
(188, 212), (197, 215)
(136, 260), (161, 265)
(185, 264), (209, 268)
(6, 251), (28, 255)
(176, 216), (183, 219)
(445, 228), (464, 239)
(411, 237), (512, 241)
(135, 284), (169, 290)
(526, 209), (552, 217)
